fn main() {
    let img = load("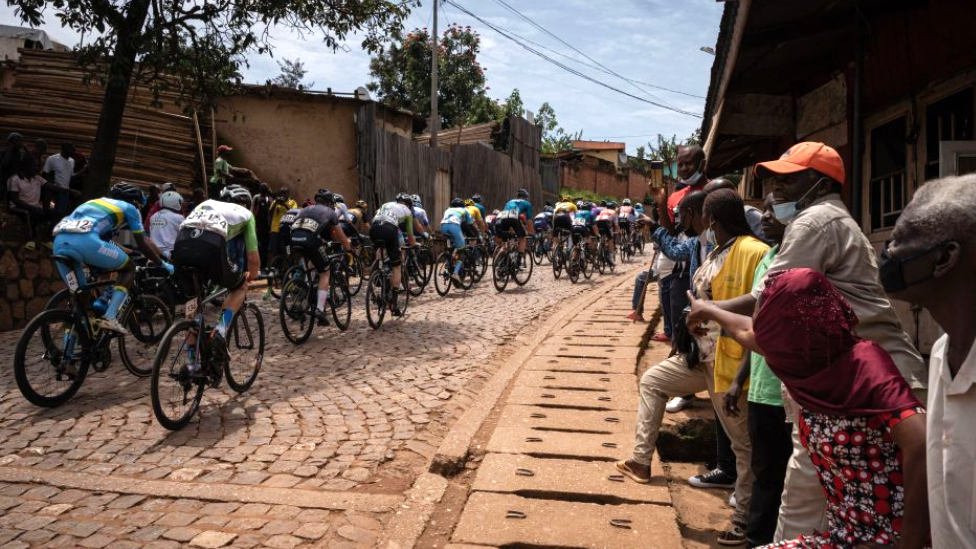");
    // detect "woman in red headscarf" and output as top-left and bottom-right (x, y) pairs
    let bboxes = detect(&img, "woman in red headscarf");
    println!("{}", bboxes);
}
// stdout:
(688, 268), (929, 549)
